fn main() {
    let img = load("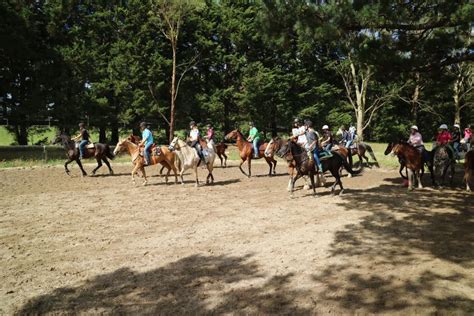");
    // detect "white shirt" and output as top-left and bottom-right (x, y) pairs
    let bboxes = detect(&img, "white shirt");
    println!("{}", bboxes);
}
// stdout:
(292, 127), (299, 137)
(297, 126), (307, 145)
(190, 129), (200, 141)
